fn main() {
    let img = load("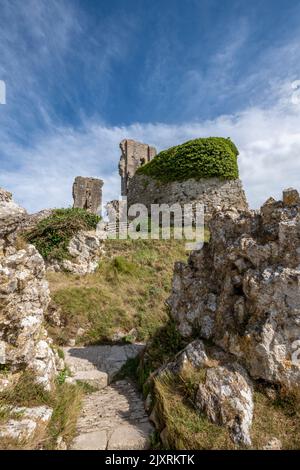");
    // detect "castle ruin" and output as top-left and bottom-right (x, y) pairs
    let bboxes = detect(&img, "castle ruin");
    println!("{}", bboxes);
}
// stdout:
(119, 139), (157, 196)
(72, 176), (103, 215)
